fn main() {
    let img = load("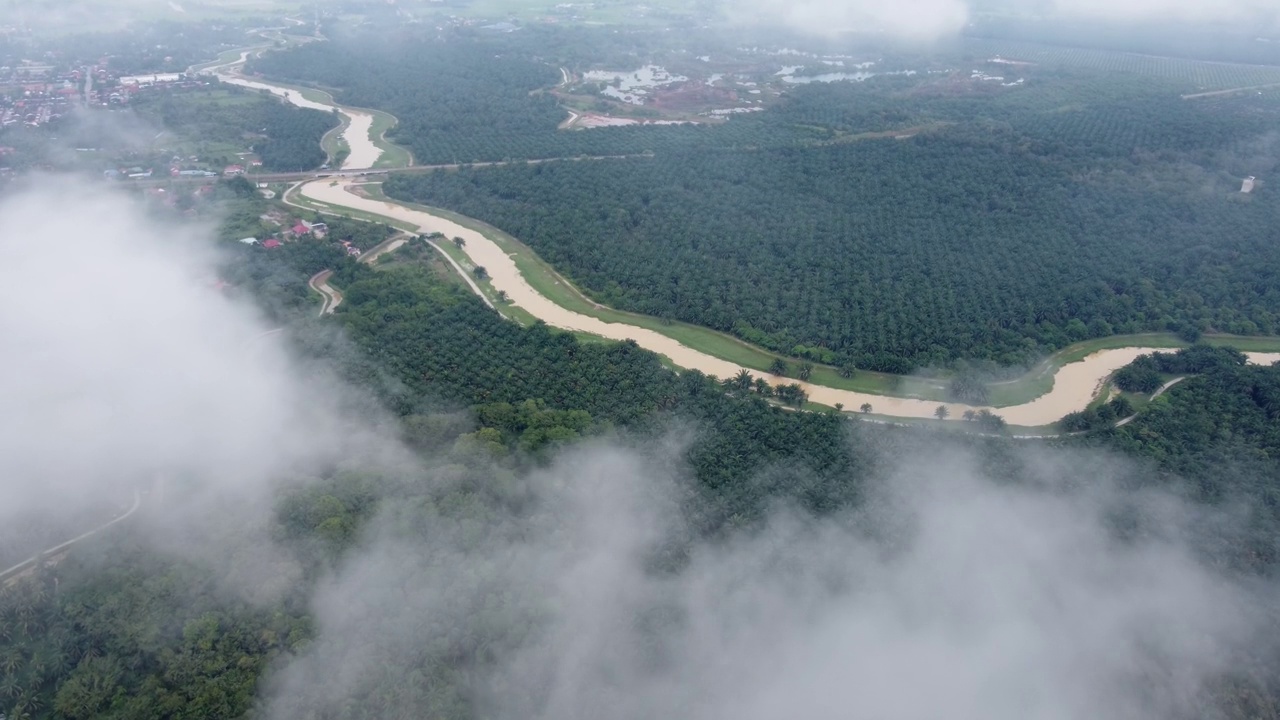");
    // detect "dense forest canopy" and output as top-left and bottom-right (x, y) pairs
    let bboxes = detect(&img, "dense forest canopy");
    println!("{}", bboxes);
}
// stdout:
(246, 27), (1280, 370)
(245, 26), (838, 164)
(386, 115), (1280, 370)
